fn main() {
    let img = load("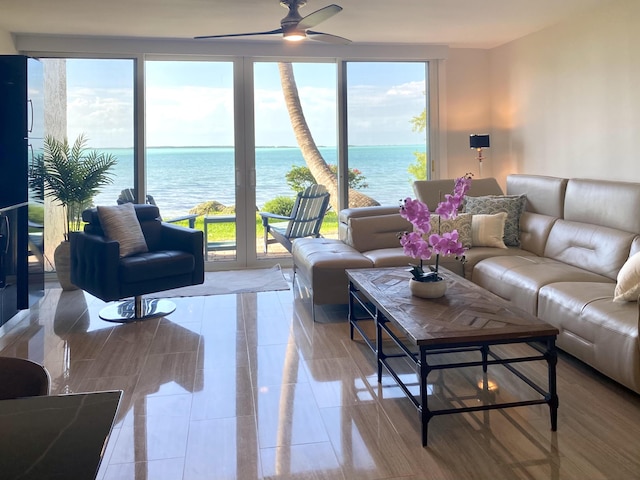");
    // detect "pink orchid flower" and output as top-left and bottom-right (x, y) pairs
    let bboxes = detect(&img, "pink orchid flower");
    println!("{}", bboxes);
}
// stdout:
(399, 173), (473, 281)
